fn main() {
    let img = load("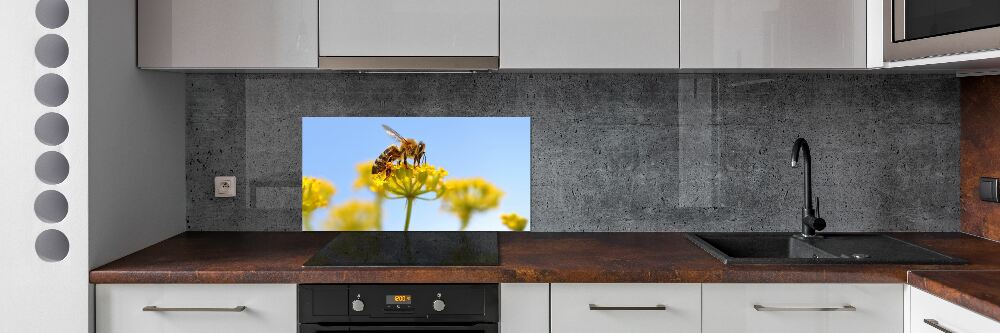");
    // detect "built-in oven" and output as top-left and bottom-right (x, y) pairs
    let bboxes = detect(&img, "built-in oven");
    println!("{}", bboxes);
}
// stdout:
(885, 0), (1000, 61)
(299, 284), (498, 333)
